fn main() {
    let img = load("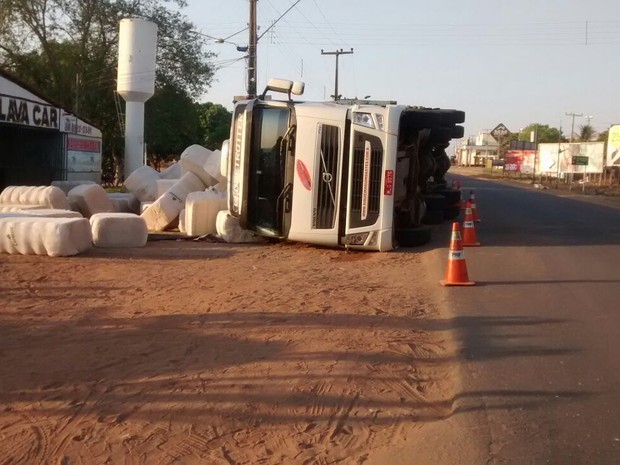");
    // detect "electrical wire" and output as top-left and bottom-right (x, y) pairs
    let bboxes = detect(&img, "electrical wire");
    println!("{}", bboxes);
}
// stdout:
(264, 19), (620, 47)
